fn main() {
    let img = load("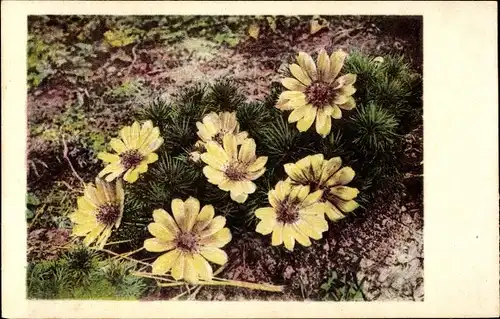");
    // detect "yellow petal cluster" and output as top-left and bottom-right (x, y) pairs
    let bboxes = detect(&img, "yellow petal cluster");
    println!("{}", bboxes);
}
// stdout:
(201, 134), (267, 203)
(69, 178), (124, 248)
(190, 112), (249, 162)
(276, 49), (357, 137)
(98, 120), (163, 183)
(144, 197), (232, 284)
(255, 181), (328, 251)
(284, 154), (359, 221)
